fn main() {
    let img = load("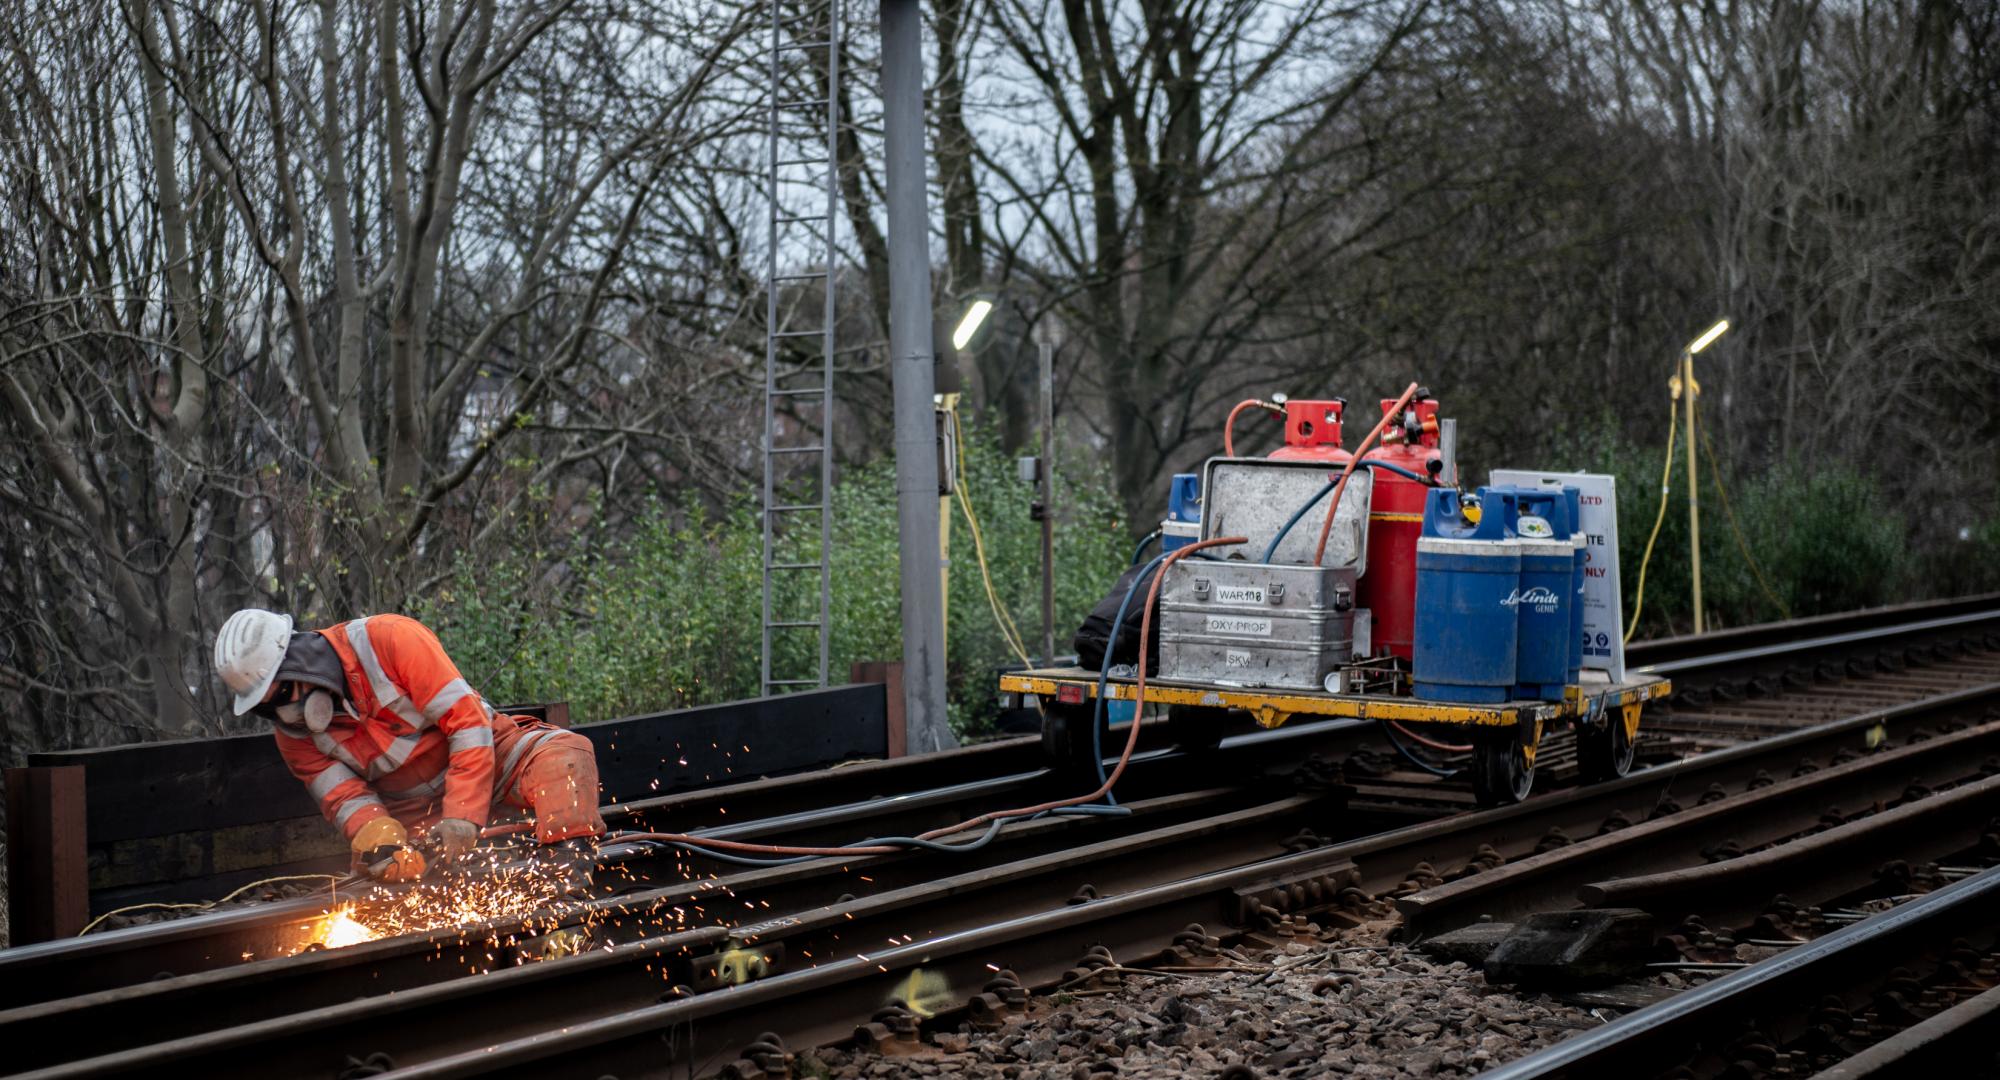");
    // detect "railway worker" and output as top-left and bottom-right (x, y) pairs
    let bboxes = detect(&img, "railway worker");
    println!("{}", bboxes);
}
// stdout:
(211, 609), (604, 888)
